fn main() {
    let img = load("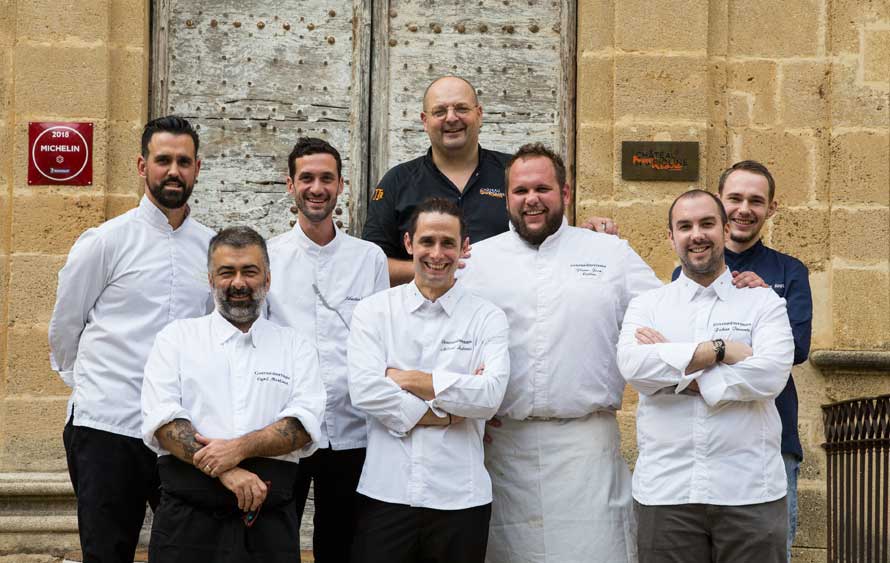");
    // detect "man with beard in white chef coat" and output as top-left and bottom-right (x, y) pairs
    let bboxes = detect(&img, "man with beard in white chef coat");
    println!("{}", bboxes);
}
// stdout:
(460, 143), (661, 563)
